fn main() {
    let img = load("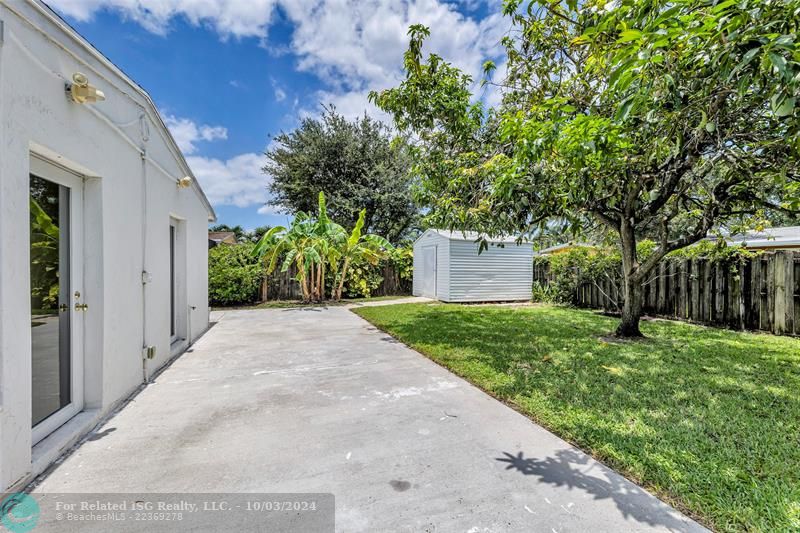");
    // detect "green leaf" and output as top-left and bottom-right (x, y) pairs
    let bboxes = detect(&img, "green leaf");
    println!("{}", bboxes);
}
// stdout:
(768, 52), (787, 76)
(772, 35), (795, 48)
(711, 0), (736, 13)
(617, 29), (642, 43)
(771, 95), (795, 117)
(739, 47), (761, 70)
(615, 96), (636, 121)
